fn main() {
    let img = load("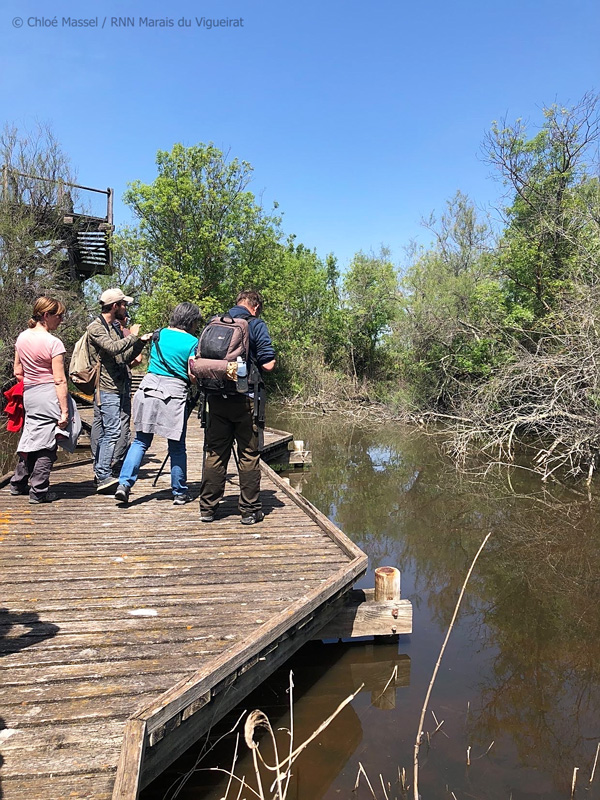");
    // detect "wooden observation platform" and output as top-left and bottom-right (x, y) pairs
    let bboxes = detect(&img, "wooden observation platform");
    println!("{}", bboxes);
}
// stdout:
(1, 166), (114, 279)
(0, 422), (382, 799)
